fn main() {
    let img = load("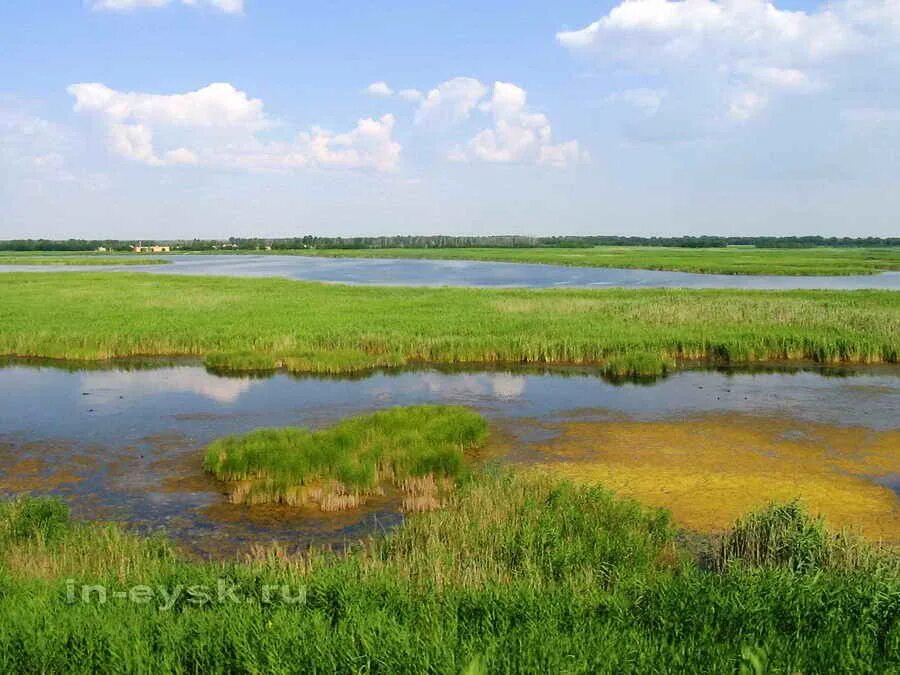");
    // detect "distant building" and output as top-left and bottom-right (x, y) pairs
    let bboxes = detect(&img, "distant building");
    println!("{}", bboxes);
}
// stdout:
(132, 244), (171, 253)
